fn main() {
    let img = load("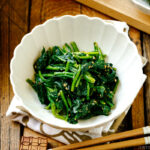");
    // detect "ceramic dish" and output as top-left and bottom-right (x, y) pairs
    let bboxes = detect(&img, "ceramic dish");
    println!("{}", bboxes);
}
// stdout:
(10, 15), (146, 131)
(132, 0), (150, 15)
